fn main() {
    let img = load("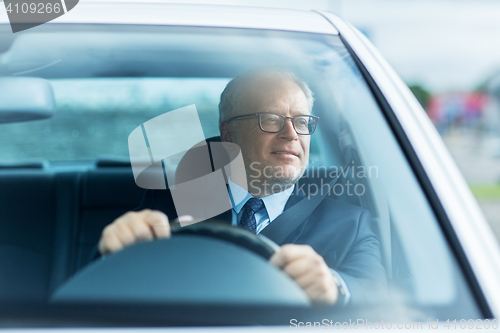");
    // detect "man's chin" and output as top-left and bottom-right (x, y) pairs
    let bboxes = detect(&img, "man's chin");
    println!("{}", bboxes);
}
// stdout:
(267, 164), (305, 184)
